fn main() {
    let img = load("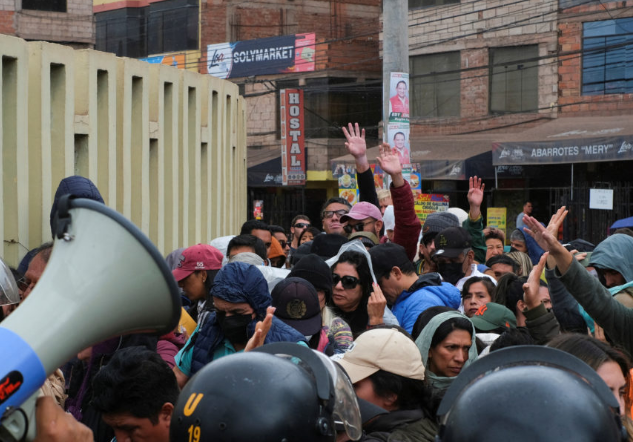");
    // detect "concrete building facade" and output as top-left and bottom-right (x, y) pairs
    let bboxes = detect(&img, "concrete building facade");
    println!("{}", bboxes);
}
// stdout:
(0, 33), (246, 267)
